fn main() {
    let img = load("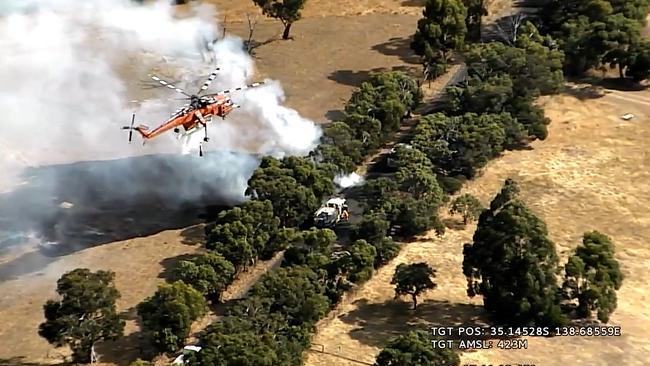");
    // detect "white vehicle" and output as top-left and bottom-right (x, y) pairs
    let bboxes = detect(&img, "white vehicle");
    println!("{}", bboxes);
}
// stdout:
(314, 198), (349, 227)
(172, 345), (202, 365)
(621, 113), (635, 121)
